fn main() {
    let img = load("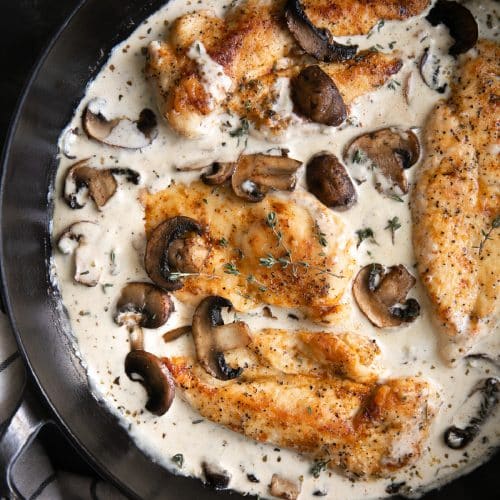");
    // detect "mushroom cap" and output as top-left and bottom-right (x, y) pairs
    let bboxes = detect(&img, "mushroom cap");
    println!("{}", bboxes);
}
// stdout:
(291, 65), (347, 126)
(306, 153), (357, 210)
(426, 0), (478, 56)
(114, 282), (174, 329)
(344, 128), (420, 195)
(192, 296), (247, 380)
(125, 350), (175, 416)
(145, 216), (208, 290)
(285, 0), (357, 62)
(231, 154), (301, 202)
(201, 162), (236, 186)
(83, 99), (158, 149)
(353, 264), (420, 328)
